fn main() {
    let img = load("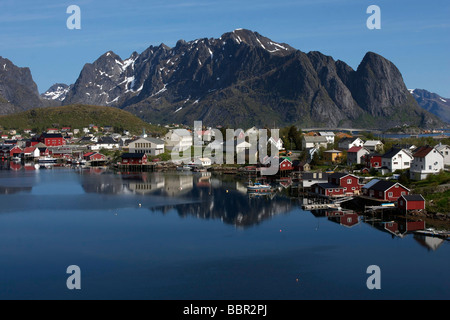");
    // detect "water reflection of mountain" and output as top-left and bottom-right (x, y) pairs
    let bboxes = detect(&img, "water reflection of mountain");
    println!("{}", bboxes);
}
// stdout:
(79, 169), (295, 227)
(79, 170), (195, 196)
(154, 189), (295, 228)
(152, 173), (294, 228)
